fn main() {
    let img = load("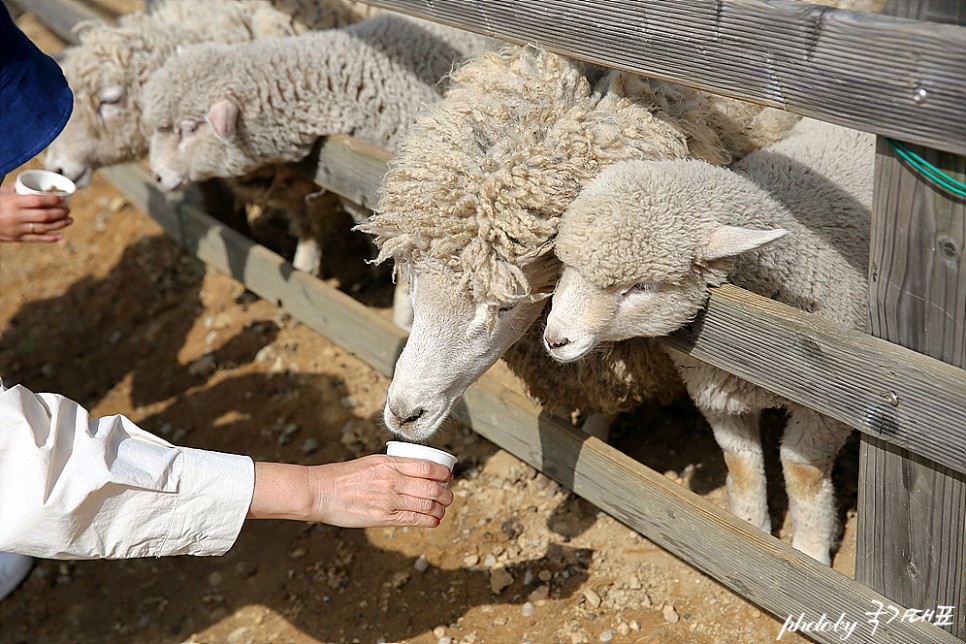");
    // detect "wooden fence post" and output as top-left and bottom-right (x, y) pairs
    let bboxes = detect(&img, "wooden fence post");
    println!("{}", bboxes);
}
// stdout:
(856, 1), (966, 637)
